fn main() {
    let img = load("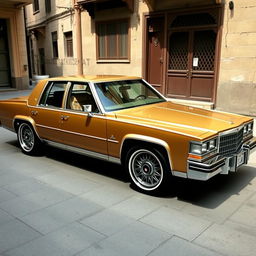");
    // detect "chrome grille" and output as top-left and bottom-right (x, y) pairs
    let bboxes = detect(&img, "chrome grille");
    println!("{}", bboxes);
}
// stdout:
(219, 128), (243, 156)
